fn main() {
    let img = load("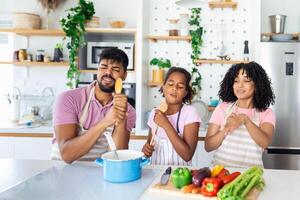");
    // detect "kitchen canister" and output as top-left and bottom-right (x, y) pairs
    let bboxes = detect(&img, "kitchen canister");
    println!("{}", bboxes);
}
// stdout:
(9, 87), (21, 122)
(269, 15), (286, 33)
